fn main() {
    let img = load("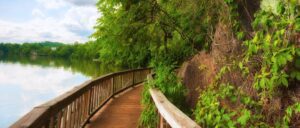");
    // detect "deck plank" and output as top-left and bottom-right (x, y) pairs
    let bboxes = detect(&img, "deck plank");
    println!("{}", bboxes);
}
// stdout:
(86, 85), (143, 128)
